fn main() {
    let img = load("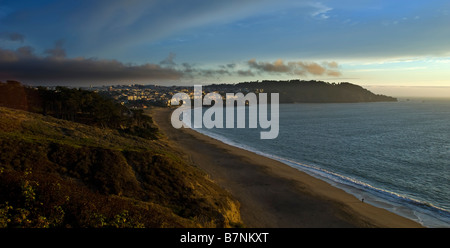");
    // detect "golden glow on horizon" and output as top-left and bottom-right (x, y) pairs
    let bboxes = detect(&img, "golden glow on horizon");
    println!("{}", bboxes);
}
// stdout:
(364, 85), (450, 98)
